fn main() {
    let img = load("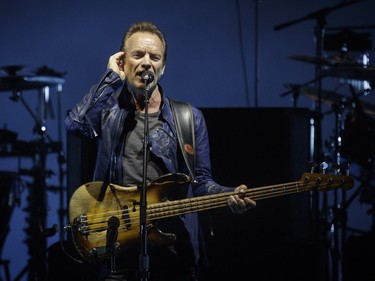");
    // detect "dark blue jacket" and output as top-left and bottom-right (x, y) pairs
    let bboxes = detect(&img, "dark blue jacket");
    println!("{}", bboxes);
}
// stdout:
(65, 69), (234, 264)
